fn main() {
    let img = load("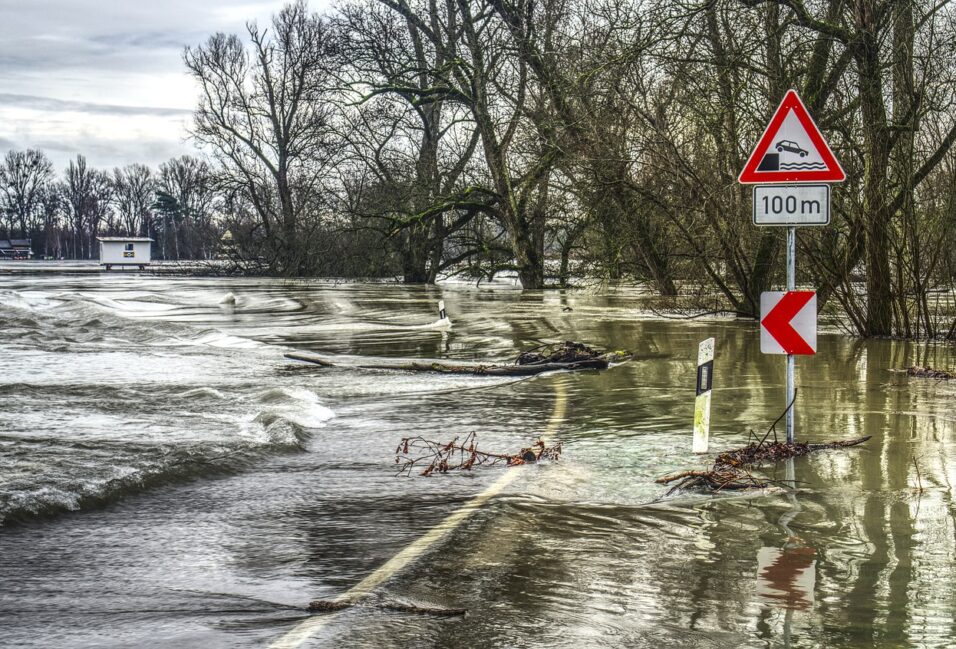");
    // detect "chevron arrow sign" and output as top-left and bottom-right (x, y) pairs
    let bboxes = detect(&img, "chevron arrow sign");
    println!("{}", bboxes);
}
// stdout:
(760, 291), (817, 355)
